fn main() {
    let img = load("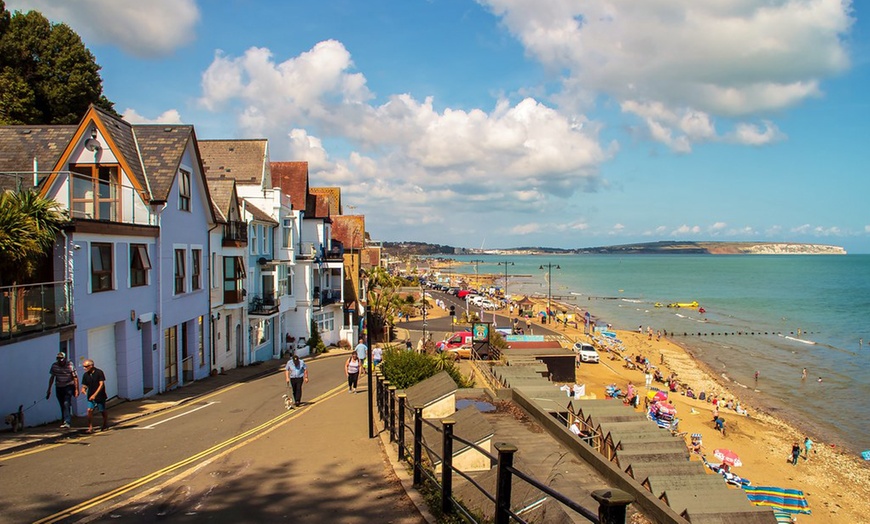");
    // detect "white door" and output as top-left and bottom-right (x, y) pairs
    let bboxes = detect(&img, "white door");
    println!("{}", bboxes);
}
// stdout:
(87, 324), (118, 399)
